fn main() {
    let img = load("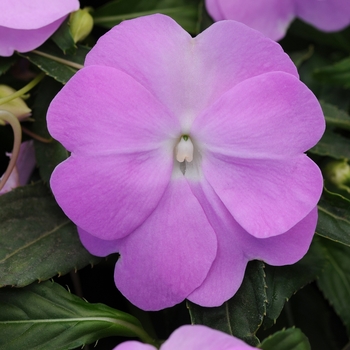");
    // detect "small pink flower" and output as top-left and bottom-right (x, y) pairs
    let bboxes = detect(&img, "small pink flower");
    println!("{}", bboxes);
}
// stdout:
(206, 0), (350, 40)
(114, 325), (258, 350)
(0, 0), (79, 56)
(47, 15), (325, 310)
